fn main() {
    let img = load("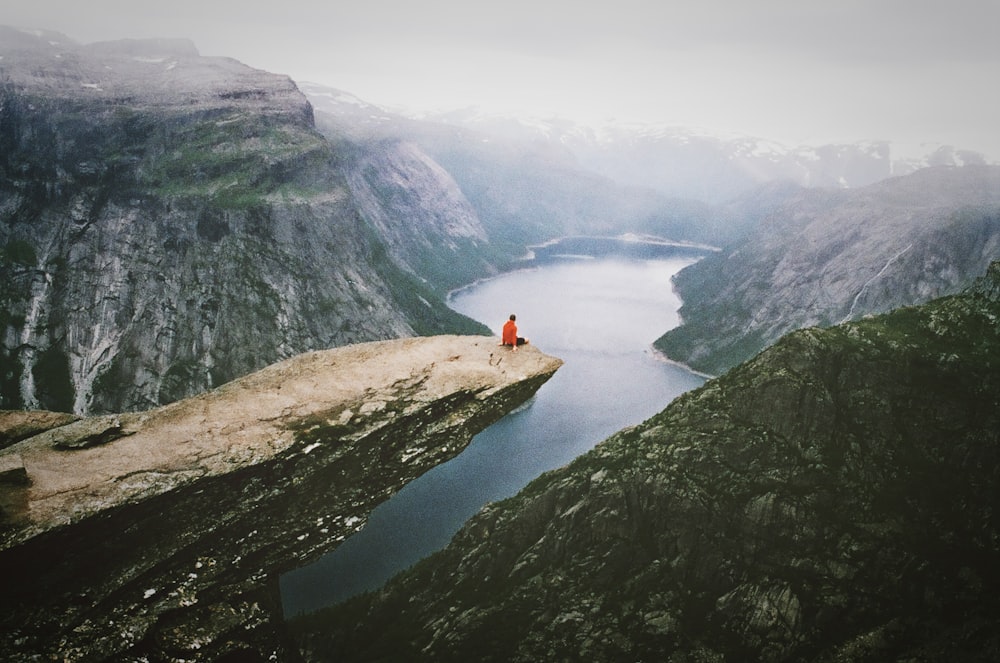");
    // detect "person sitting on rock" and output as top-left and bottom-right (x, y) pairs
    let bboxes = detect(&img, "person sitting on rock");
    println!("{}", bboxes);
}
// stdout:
(500, 313), (529, 351)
